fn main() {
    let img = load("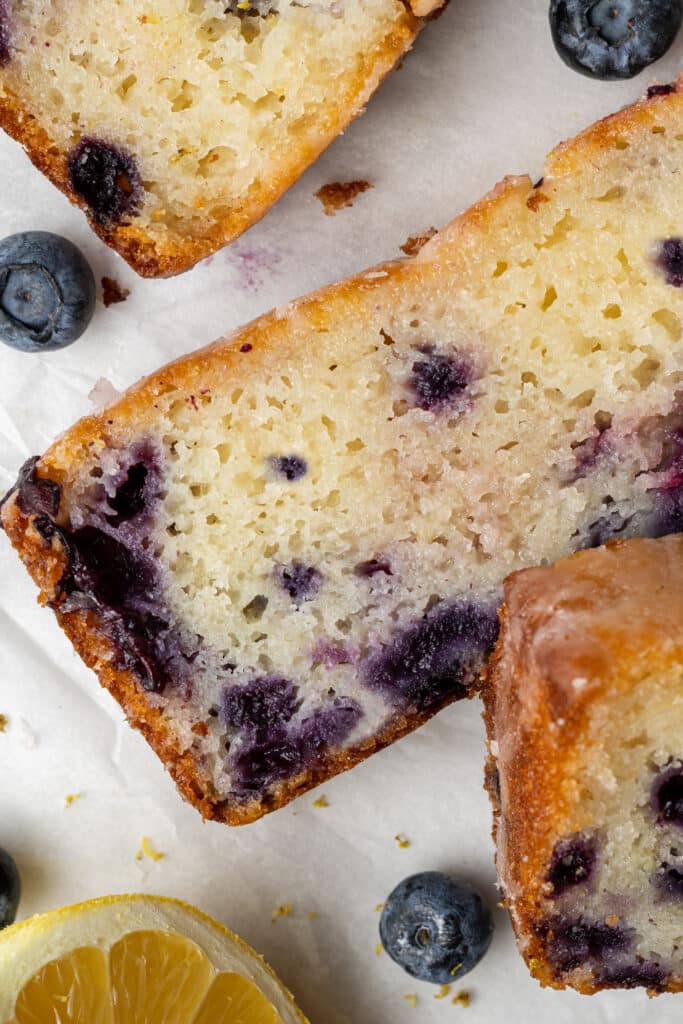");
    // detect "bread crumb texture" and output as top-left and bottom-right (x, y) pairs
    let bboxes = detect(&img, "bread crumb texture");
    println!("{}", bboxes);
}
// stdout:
(0, 1), (415, 270)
